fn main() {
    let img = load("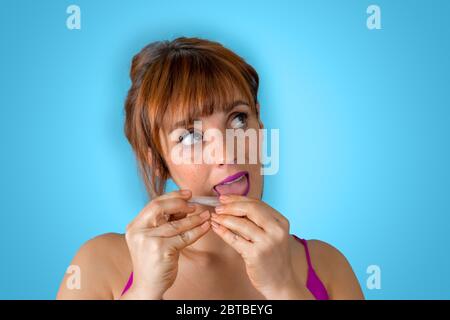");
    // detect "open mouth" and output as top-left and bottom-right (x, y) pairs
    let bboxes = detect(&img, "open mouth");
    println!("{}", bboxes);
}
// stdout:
(213, 171), (250, 196)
